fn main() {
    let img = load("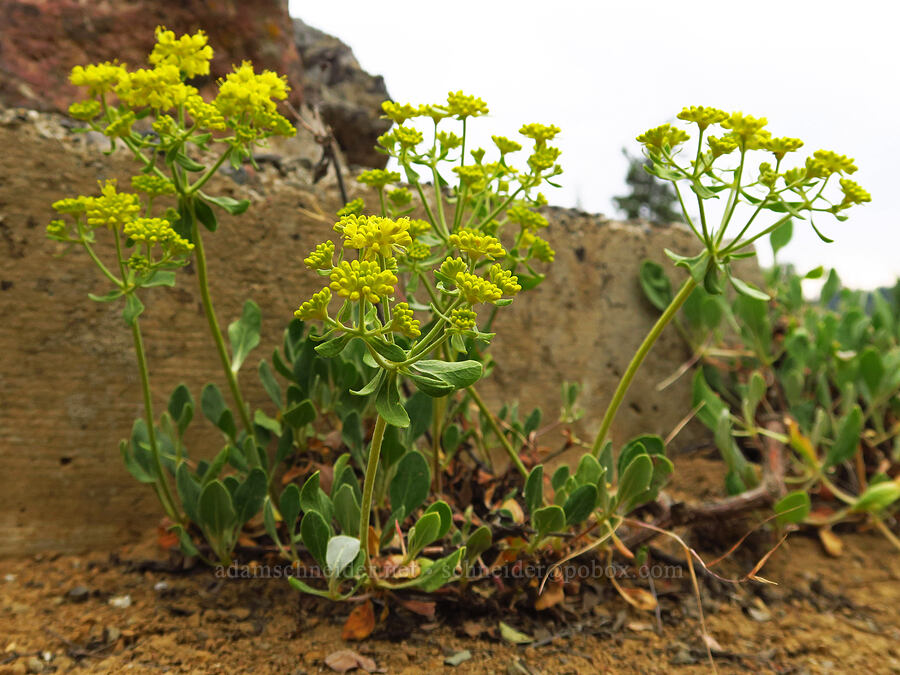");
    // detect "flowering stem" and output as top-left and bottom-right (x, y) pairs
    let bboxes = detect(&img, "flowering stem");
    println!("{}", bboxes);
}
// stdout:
(359, 413), (387, 582)
(188, 148), (232, 196)
(189, 215), (255, 438)
(467, 385), (528, 477)
(591, 276), (697, 456)
(130, 317), (183, 524)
